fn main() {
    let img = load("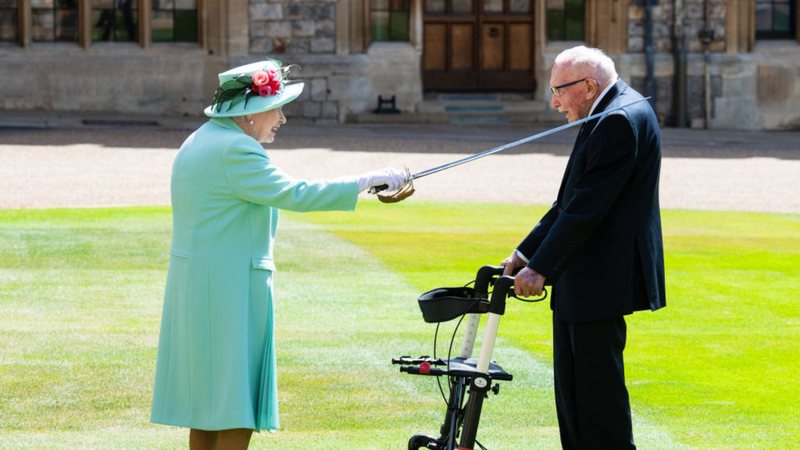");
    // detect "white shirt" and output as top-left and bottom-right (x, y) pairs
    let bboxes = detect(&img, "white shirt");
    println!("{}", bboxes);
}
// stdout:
(588, 77), (618, 117)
